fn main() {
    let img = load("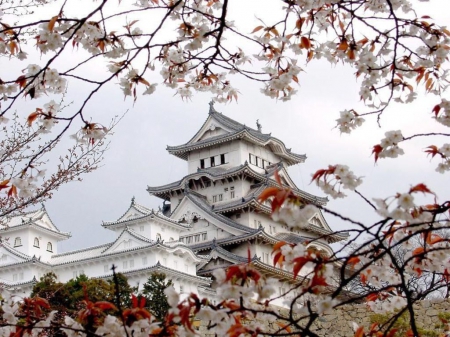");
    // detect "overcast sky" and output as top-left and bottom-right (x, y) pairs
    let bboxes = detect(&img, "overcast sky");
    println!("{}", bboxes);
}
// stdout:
(2, 0), (449, 253)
